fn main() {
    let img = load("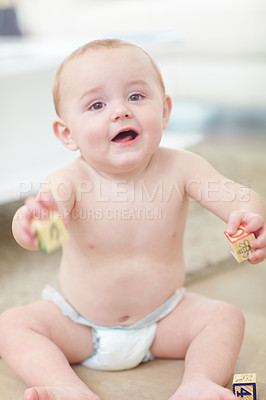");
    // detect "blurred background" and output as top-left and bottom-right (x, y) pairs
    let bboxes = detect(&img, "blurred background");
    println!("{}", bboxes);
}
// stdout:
(0, 0), (266, 309)
(0, 0), (266, 204)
